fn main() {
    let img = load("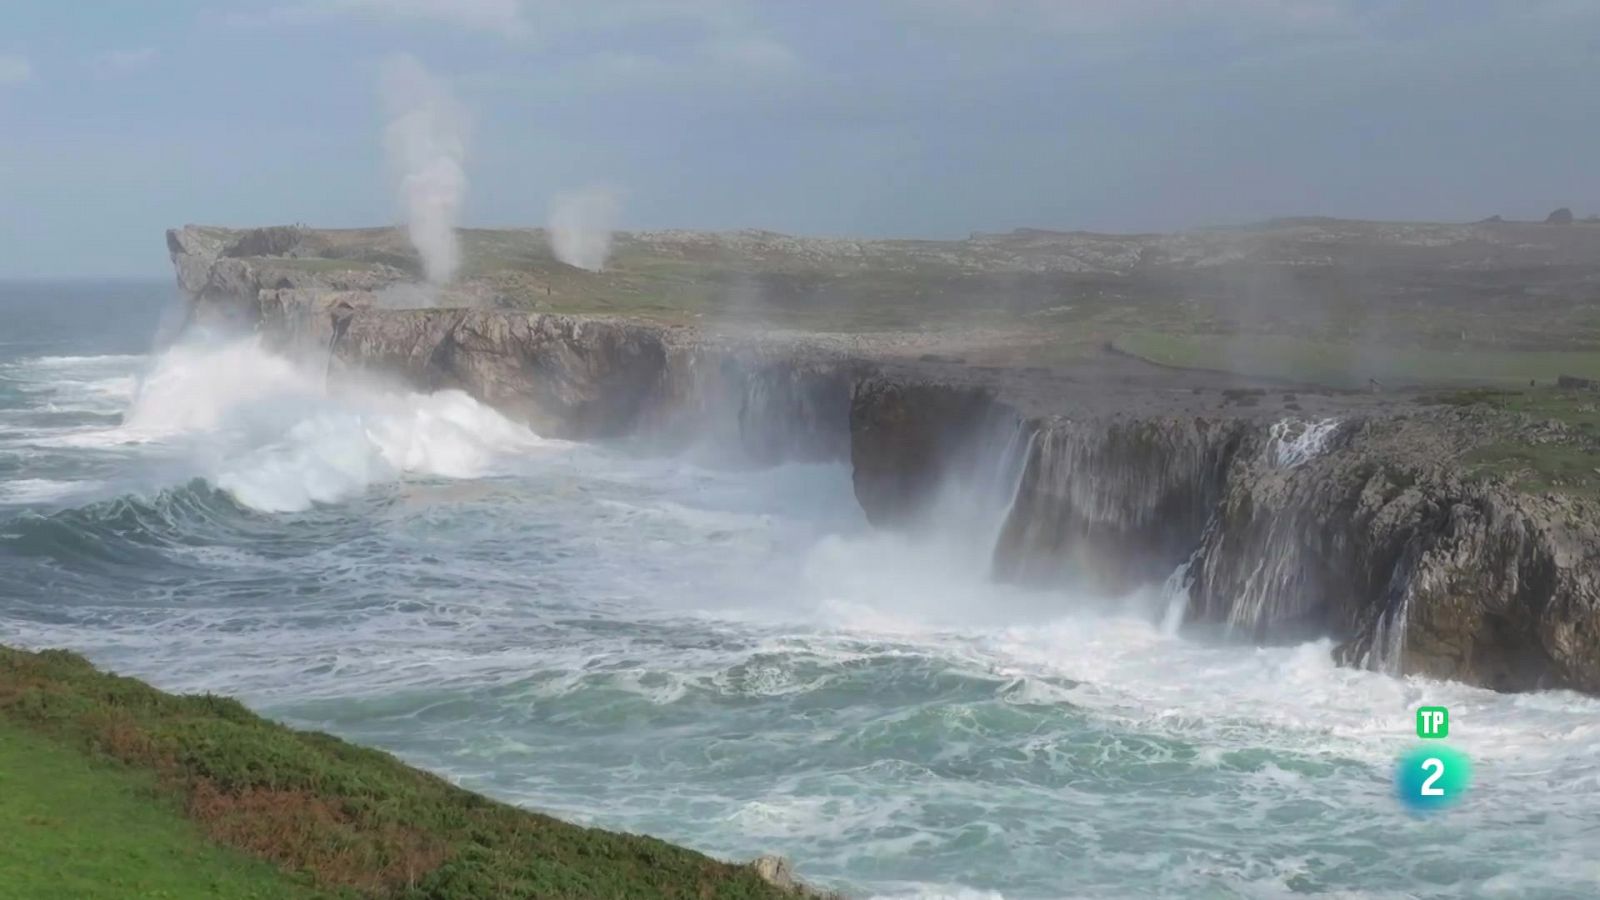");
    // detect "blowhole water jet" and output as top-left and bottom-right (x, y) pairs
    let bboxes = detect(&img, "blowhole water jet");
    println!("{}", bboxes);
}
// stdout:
(380, 54), (468, 285)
